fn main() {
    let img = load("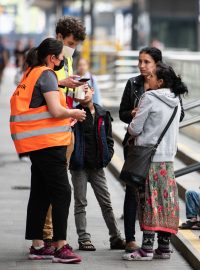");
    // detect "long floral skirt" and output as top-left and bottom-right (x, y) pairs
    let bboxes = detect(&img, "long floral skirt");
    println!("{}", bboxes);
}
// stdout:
(138, 162), (179, 234)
